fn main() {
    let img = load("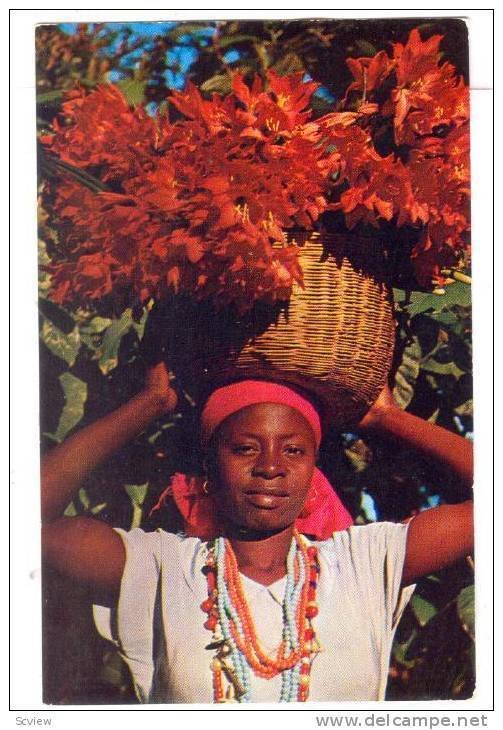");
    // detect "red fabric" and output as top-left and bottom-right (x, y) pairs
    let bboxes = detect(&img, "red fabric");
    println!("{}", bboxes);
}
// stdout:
(200, 380), (322, 448)
(150, 380), (353, 540)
